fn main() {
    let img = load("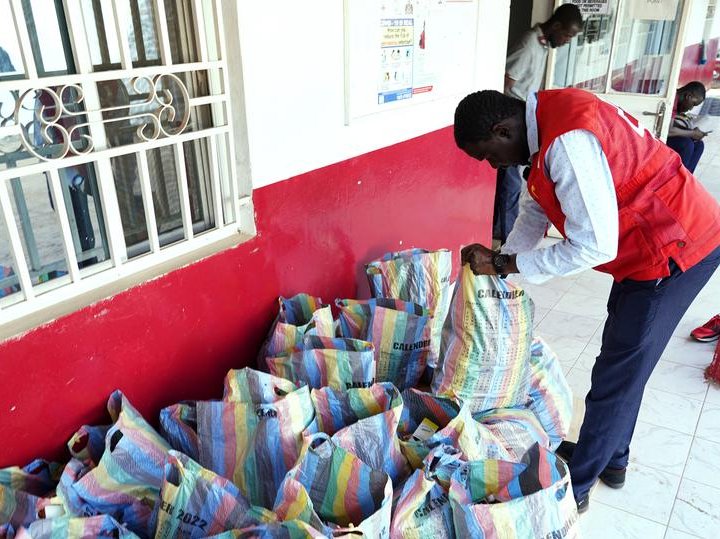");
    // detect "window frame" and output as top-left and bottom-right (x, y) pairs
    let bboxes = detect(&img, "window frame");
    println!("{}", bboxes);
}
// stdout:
(0, 0), (254, 338)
